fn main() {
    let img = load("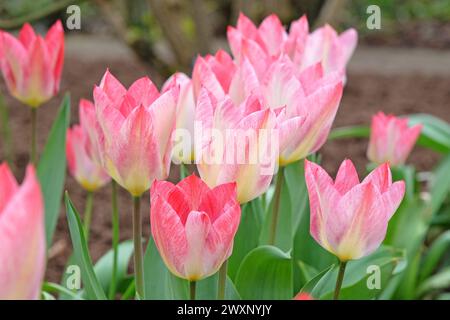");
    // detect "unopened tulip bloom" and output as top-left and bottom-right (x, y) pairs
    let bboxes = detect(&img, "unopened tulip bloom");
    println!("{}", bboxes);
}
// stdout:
(195, 88), (277, 204)
(256, 55), (343, 165)
(367, 112), (422, 166)
(93, 70), (178, 196)
(151, 175), (241, 281)
(162, 73), (196, 163)
(66, 100), (111, 192)
(0, 163), (45, 299)
(305, 159), (405, 261)
(0, 21), (64, 107)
